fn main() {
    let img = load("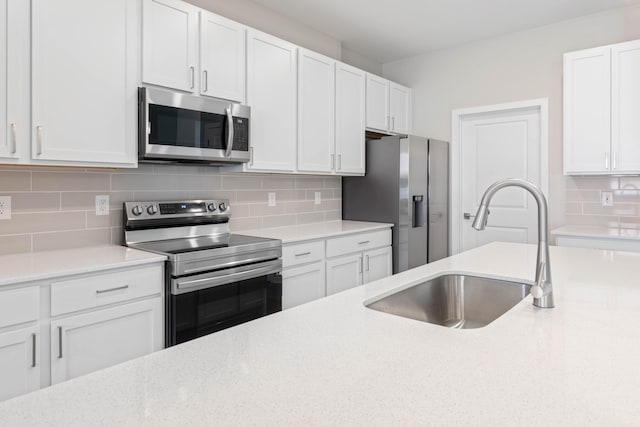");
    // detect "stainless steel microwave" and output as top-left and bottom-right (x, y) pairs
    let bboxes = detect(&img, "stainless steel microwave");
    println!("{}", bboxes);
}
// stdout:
(138, 87), (250, 164)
